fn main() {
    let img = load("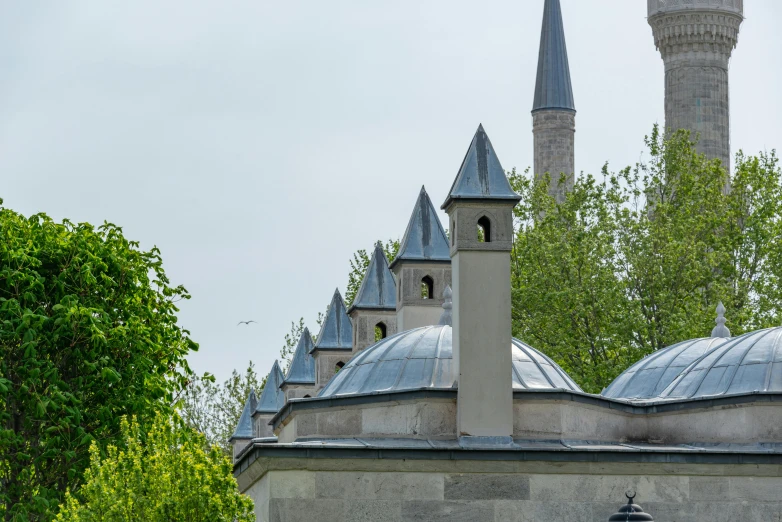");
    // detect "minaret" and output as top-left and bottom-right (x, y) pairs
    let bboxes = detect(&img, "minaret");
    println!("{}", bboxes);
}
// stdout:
(532, 0), (576, 204)
(648, 0), (743, 173)
(442, 125), (521, 441)
(390, 186), (452, 331)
